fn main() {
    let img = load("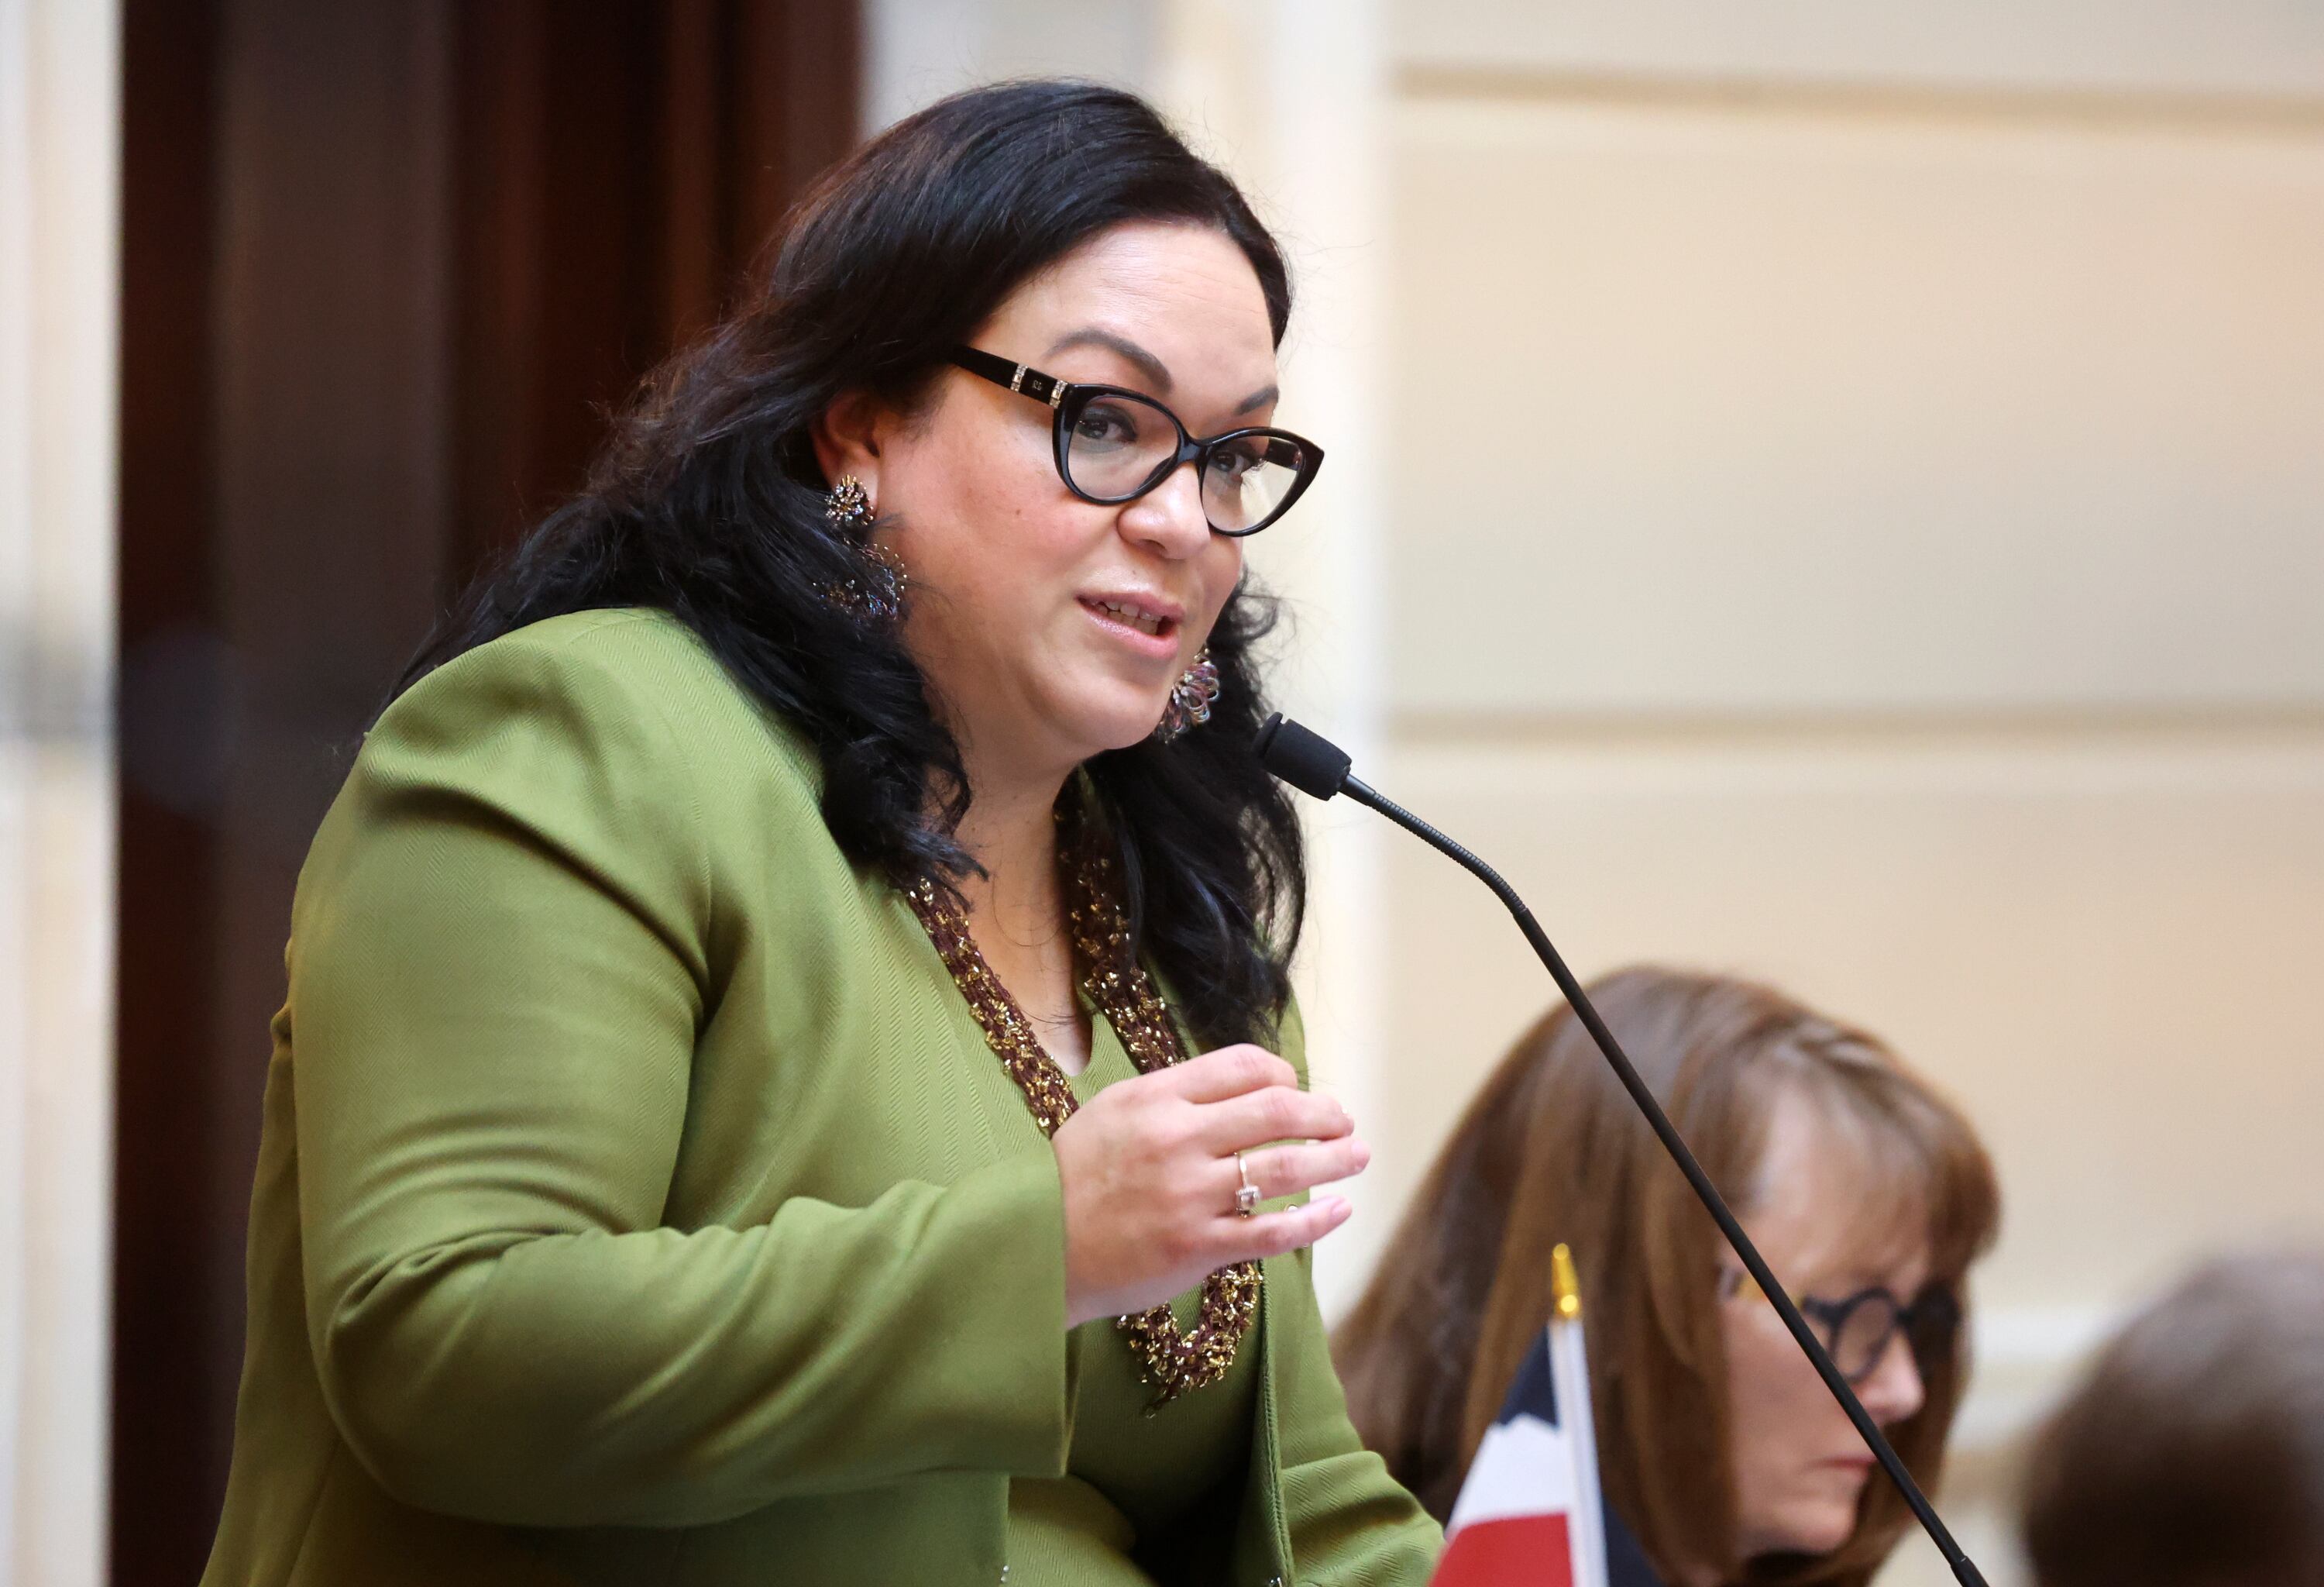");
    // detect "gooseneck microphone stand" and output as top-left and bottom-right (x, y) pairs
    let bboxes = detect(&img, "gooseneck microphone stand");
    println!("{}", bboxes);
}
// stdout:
(1254, 713), (1989, 1587)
